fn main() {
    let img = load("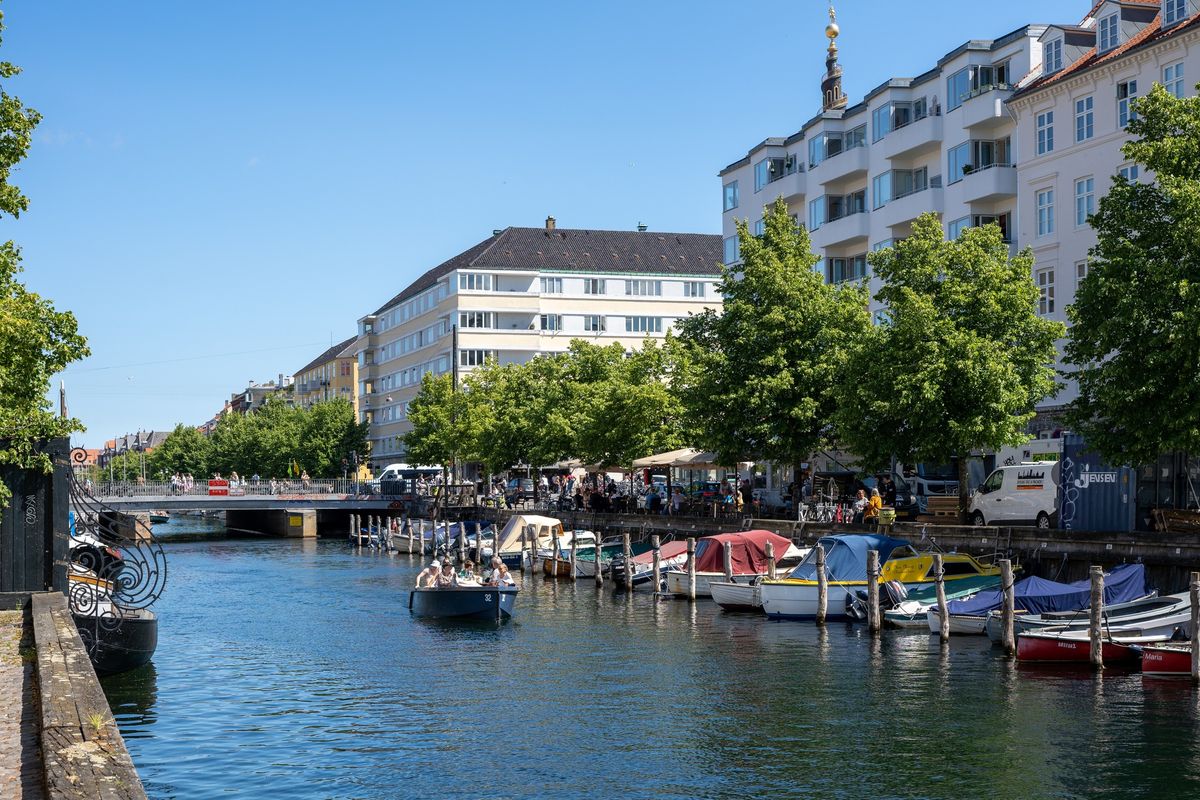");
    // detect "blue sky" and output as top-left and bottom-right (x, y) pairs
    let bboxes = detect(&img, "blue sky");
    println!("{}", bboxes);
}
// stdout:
(3, 0), (1063, 447)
